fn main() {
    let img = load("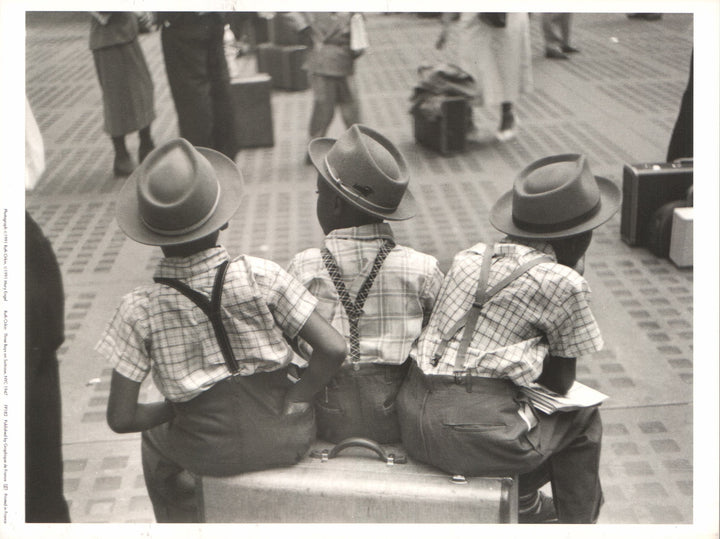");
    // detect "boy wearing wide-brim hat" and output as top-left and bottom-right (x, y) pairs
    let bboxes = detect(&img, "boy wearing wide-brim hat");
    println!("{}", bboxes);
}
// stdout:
(397, 154), (621, 524)
(95, 138), (346, 522)
(288, 124), (444, 444)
